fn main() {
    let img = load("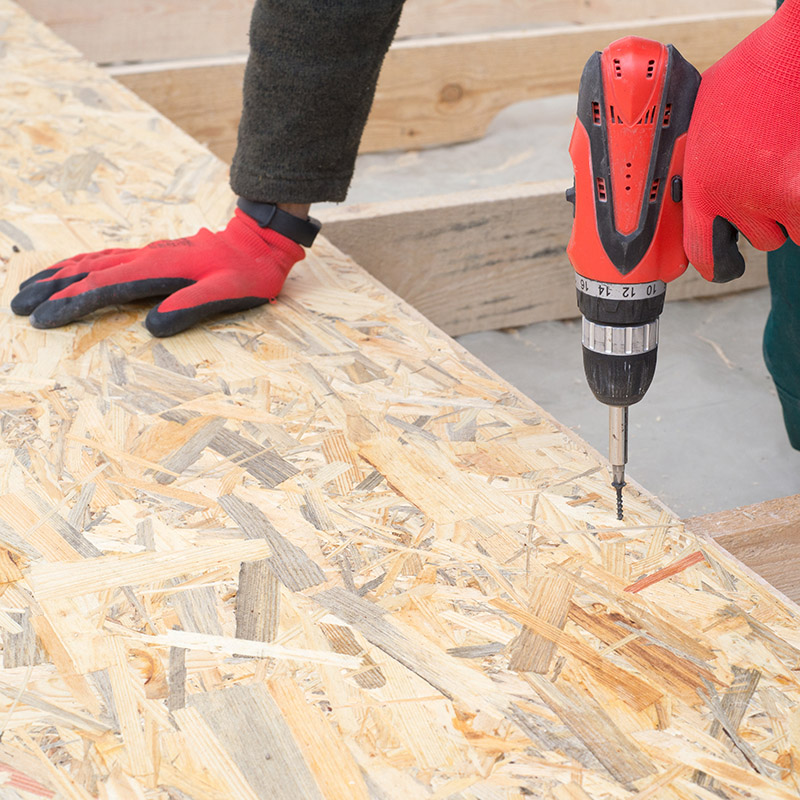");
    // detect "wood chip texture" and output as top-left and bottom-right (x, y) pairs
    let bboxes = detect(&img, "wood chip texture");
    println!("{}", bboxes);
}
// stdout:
(0, 3), (799, 798)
